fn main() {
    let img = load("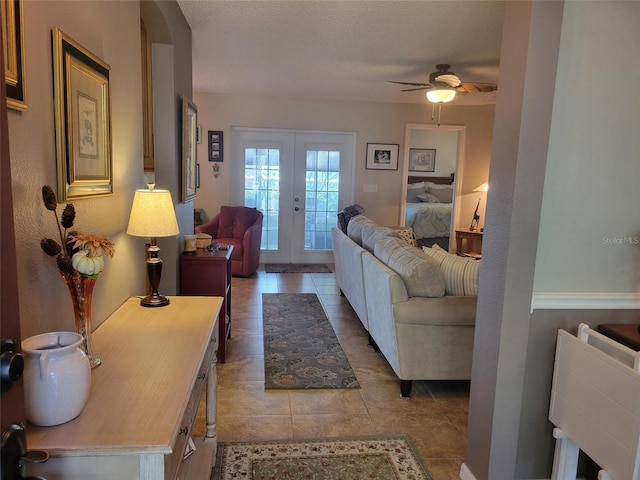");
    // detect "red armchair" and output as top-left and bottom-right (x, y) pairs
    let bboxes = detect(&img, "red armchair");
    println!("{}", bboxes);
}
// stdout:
(195, 206), (263, 277)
